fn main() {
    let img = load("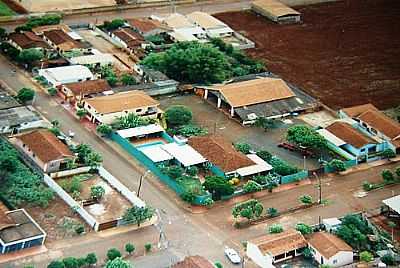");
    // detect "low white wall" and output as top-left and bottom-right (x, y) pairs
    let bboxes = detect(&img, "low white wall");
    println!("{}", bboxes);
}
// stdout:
(43, 174), (99, 231)
(50, 166), (92, 178)
(98, 167), (146, 208)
